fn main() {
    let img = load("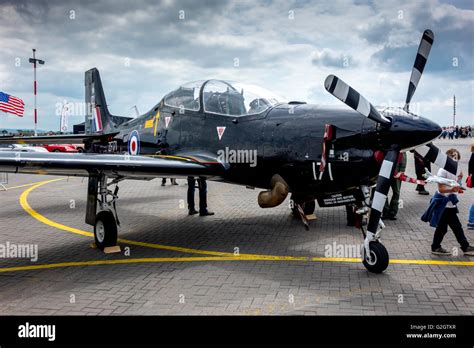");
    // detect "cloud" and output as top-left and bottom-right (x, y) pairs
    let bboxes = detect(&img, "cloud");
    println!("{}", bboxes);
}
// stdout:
(311, 49), (357, 68)
(0, 0), (472, 131)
